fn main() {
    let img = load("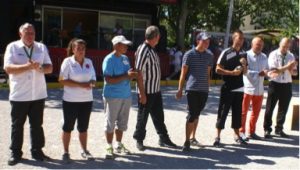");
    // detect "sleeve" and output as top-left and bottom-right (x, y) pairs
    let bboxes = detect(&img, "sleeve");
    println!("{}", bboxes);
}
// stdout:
(59, 58), (70, 80)
(217, 50), (226, 66)
(181, 51), (189, 66)
(3, 43), (14, 68)
(42, 44), (52, 65)
(245, 53), (259, 82)
(89, 59), (96, 81)
(135, 48), (147, 71)
(268, 51), (277, 70)
(208, 53), (214, 67)
(124, 56), (131, 72)
(102, 57), (114, 77)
